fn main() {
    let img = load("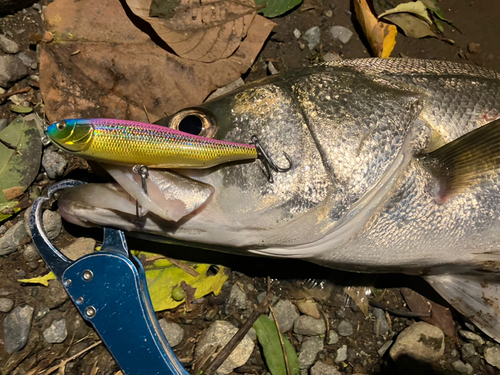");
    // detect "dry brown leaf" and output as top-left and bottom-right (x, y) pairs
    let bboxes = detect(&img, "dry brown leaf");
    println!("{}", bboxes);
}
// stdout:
(126, 0), (257, 63)
(2, 186), (24, 200)
(296, 299), (321, 319)
(353, 0), (397, 58)
(40, 0), (275, 123)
